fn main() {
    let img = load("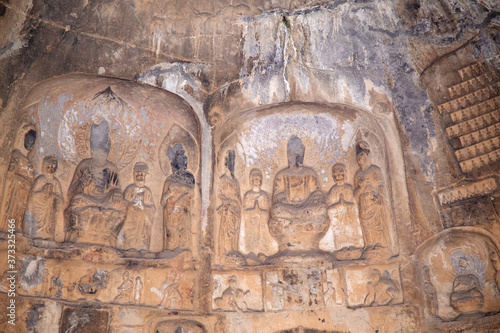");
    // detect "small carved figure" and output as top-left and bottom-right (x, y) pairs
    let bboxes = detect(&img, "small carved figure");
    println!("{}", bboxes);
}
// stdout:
(268, 136), (328, 251)
(77, 268), (109, 296)
(354, 141), (390, 249)
(151, 271), (183, 309)
(134, 276), (143, 304)
(320, 163), (364, 254)
(270, 282), (285, 310)
(0, 128), (36, 231)
(45, 266), (63, 299)
(162, 144), (195, 251)
(217, 150), (241, 256)
(66, 121), (127, 245)
(114, 271), (134, 303)
(449, 252), (485, 313)
(239, 168), (277, 256)
(118, 162), (155, 251)
(323, 282), (336, 306)
(363, 269), (400, 306)
(23, 156), (64, 239)
(490, 251), (500, 289)
(422, 266), (438, 317)
(214, 276), (250, 311)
